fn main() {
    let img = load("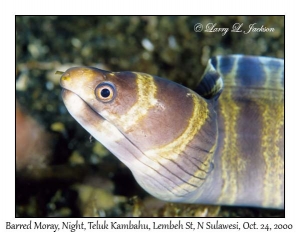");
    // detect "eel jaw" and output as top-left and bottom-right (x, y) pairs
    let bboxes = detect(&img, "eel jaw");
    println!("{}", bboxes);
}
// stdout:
(61, 88), (124, 147)
(60, 89), (146, 171)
